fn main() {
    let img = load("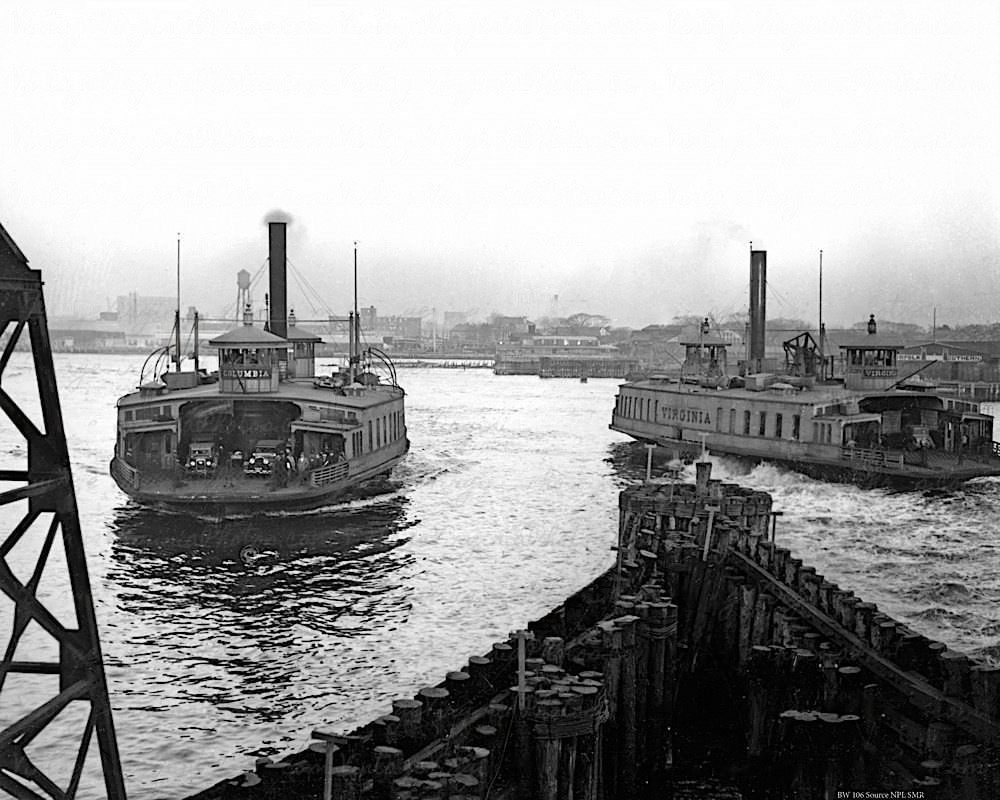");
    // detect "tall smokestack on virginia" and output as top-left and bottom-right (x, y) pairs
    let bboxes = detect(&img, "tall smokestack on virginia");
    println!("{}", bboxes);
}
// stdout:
(749, 249), (767, 366)
(268, 221), (287, 339)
